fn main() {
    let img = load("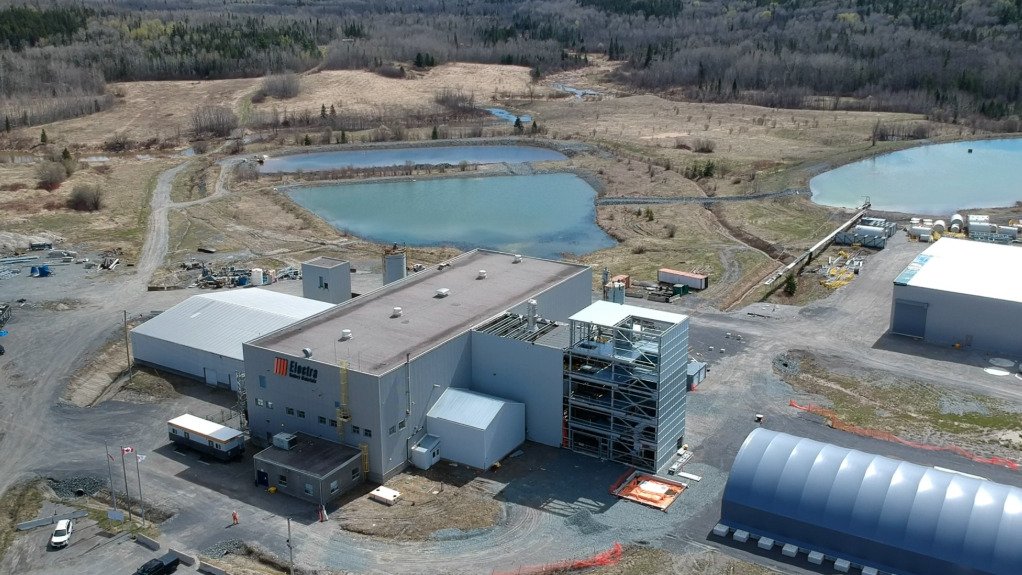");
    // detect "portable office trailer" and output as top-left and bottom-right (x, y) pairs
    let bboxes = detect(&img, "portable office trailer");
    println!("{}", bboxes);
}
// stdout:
(167, 414), (244, 461)
(658, 268), (709, 290)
